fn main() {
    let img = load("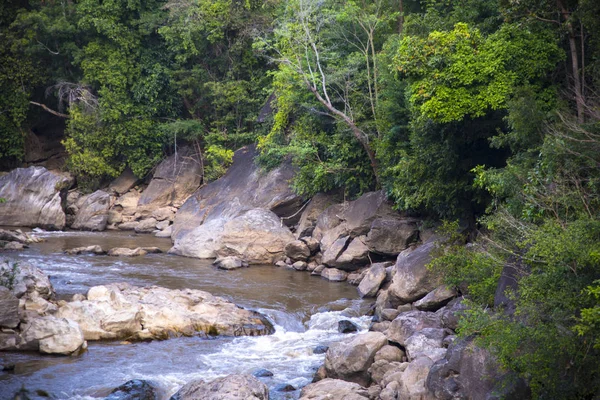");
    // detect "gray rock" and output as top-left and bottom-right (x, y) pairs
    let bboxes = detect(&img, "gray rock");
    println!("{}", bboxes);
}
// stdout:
(135, 218), (158, 233)
(0, 287), (19, 328)
(385, 310), (443, 346)
(338, 320), (359, 333)
(374, 345), (406, 363)
(292, 261), (308, 271)
(0, 166), (72, 230)
(65, 245), (105, 255)
(414, 285), (457, 311)
(171, 374), (268, 400)
(285, 240), (311, 261)
(1, 241), (25, 250)
(357, 263), (387, 298)
(381, 356), (436, 400)
(156, 219), (170, 231)
(214, 256), (247, 270)
(152, 206), (176, 222)
(108, 247), (148, 257)
(253, 369), (274, 377)
(332, 236), (370, 270)
(320, 268), (348, 282)
(436, 297), (467, 331)
(380, 308), (400, 322)
(427, 337), (531, 400)
(324, 331), (388, 386)
(4, 261), (54, 300)
(313, 345), (329, 354)
(366, 218), (420, 256)
(296, 193), (340, 239)
(388, 238), (442, 303)
(118, 221), (140, 231)
(105, 379), (156, 400)
(19, 316), (86, 355)
(299, 378), (369, 400)
(108, 167), (139, 195)
(155, 225), (173, 238)
(311, 264), (326, 275)
(170, 145), (303, 261)
(301, 236), (320, 254)
(404, 328), (448, 361)
(138, 146), (203, 209)
(71, 190), (111, 231)
(321, 236), (351, 266)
